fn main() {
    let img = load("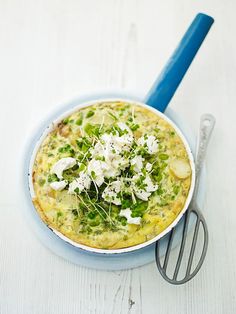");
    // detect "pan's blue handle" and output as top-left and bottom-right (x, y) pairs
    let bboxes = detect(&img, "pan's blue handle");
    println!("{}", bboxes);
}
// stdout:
(144, 13), (214, 113)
